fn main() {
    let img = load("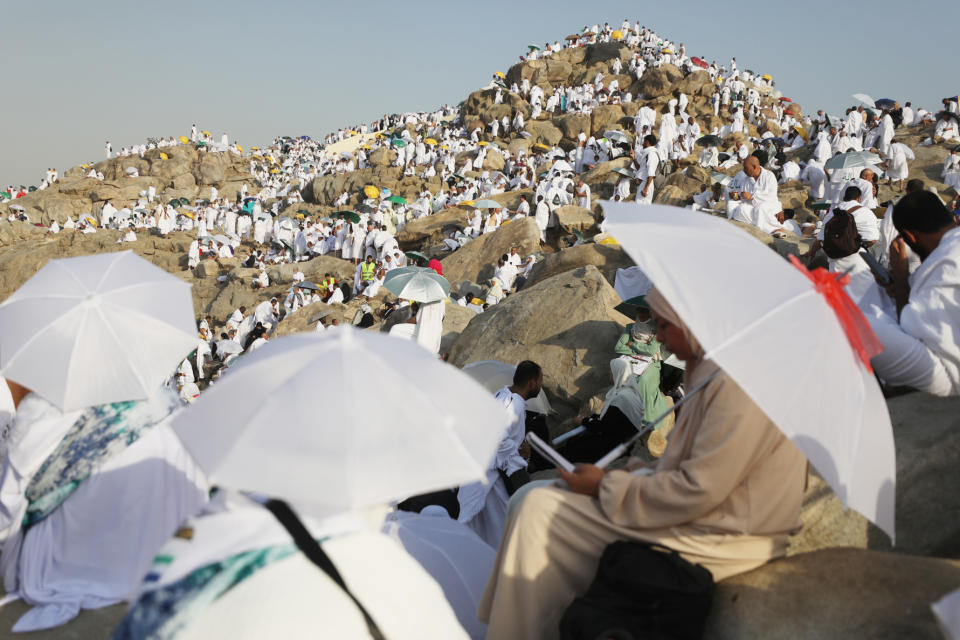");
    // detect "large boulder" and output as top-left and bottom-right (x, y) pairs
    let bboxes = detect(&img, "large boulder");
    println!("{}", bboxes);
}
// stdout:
(448, 265), (630, 417)
(652, 184), (689, 207)
(525, 243), (634, 288)
(440, 302), (476, 355)
(440, 217), (540, 286)
(524, 120), (563, 146)
(705, 548), (960, 639)
(590, 105), (626, 136)
(554, 205), (596, 233)
(671, 70), (714, 97)
(481, 149), (505, 171)
(368, 147), (397, 167)
(396, 207), (468, 250)
(555, 113), (592, 141)
(193, 154), (230, 185)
